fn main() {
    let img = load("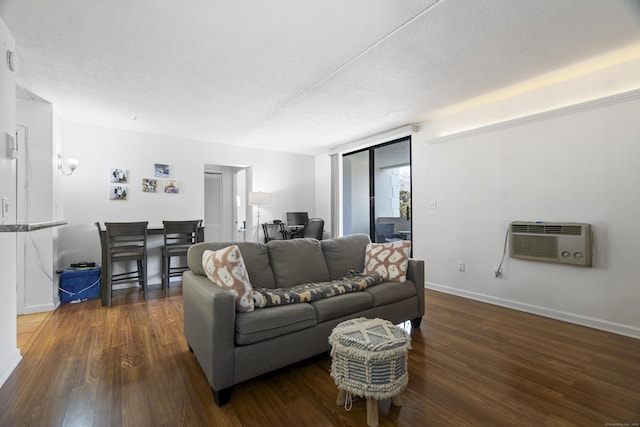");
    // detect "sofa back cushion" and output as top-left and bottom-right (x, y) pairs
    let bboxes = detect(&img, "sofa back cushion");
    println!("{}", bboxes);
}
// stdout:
(188, 241), (276, 288)
(321, 234), (371, 280)
(267, 238), (330, 287)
